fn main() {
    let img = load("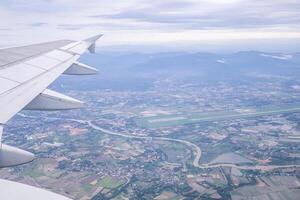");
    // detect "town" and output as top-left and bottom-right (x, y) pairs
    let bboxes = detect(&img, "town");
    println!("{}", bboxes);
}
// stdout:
(1, 73), (300, 199)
